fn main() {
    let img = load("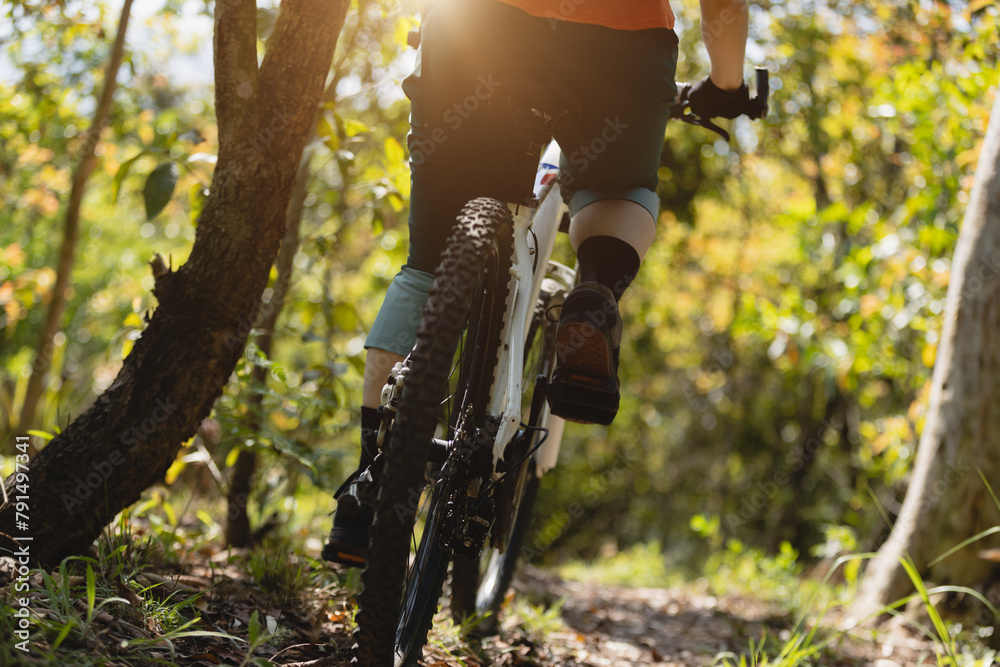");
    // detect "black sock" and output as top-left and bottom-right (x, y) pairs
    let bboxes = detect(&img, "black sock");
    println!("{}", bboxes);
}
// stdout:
(359, 406), (380, 469)
(576, 236), (641, 302)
